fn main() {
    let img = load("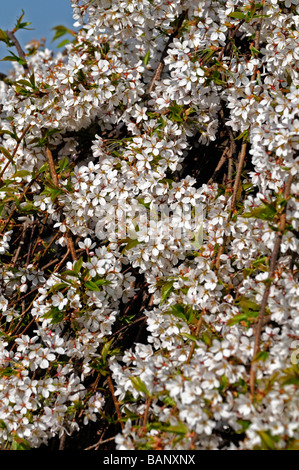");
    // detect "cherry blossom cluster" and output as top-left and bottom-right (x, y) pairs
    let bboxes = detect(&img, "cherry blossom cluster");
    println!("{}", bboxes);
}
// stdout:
(0, 0), (298, 450)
